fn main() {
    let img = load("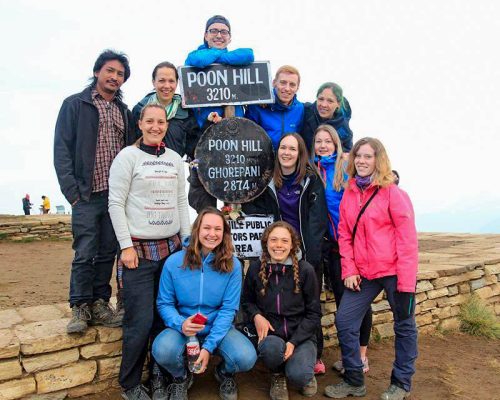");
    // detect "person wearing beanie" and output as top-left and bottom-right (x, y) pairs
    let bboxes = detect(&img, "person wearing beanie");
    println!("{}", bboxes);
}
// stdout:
(185, 15), (254, 214)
